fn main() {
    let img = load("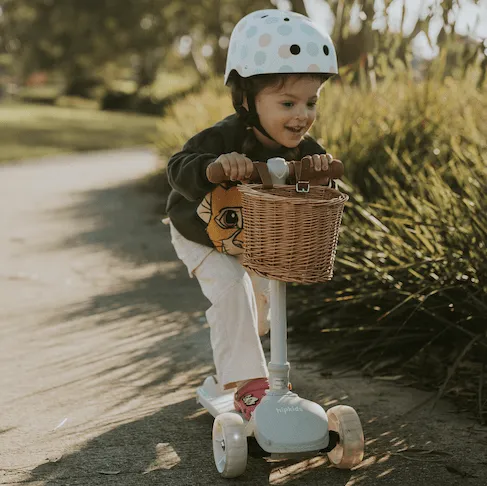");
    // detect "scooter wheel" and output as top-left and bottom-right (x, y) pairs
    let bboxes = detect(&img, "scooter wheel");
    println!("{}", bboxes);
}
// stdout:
(326, 405), (364, 469)
(212, 412), (248, 478)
